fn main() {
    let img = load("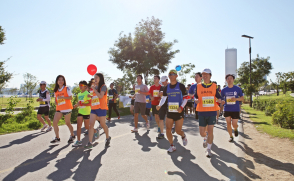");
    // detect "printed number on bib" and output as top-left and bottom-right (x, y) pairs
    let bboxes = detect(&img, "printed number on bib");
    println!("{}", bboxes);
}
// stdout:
(91, 96), (100, 106)
(202, 96), (214, 107)
(168, 102), (179, 112)
(153, 90), (159, 97)
(39, 101), (46, 105)
(226, 96), (236, 105)
(146, 99), (149, 103)
(109, 95), (113, 100)
(135, 88), (140, 94)
(57, 98), (66, 106)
